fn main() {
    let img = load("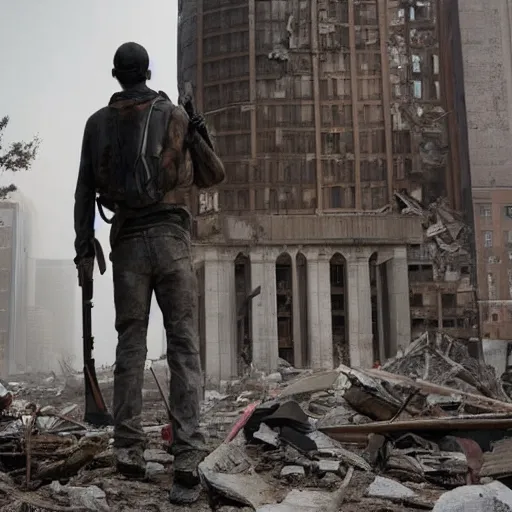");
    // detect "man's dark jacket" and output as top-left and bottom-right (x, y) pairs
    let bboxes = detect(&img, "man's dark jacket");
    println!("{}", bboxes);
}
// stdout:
(74, 84), (225, 260)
